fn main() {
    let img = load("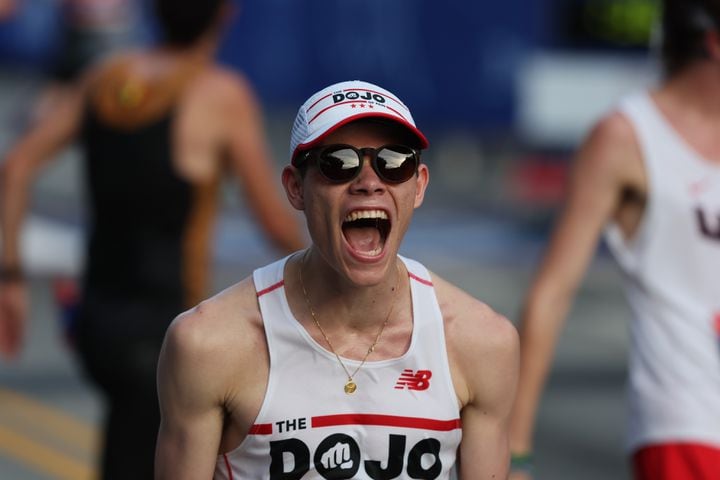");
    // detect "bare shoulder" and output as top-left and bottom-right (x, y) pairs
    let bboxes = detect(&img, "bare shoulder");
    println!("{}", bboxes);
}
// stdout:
(163, 275), (264, 375)
(590, 109), (638, 146)
(430, 272), (519, 406)
(183, 66), (263, 143)
(431, 272), (517, 349)
(579, 110), (644, 180)
(191, 65), (260, 109)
